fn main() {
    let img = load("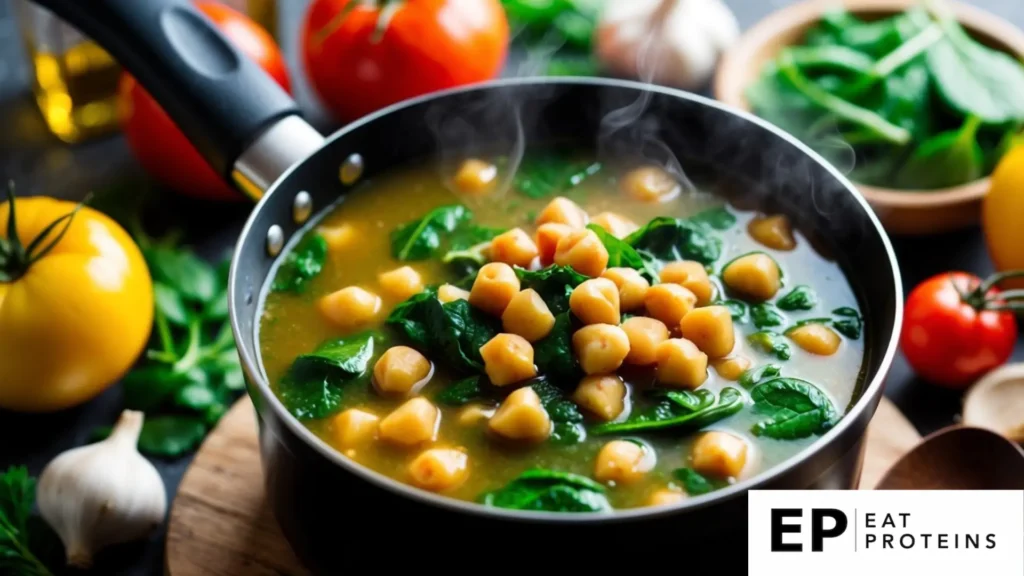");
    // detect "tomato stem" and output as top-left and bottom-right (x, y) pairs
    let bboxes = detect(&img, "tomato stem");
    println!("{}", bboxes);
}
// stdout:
(961, 269), (1024, 313)
(0, 182), (92, 283)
